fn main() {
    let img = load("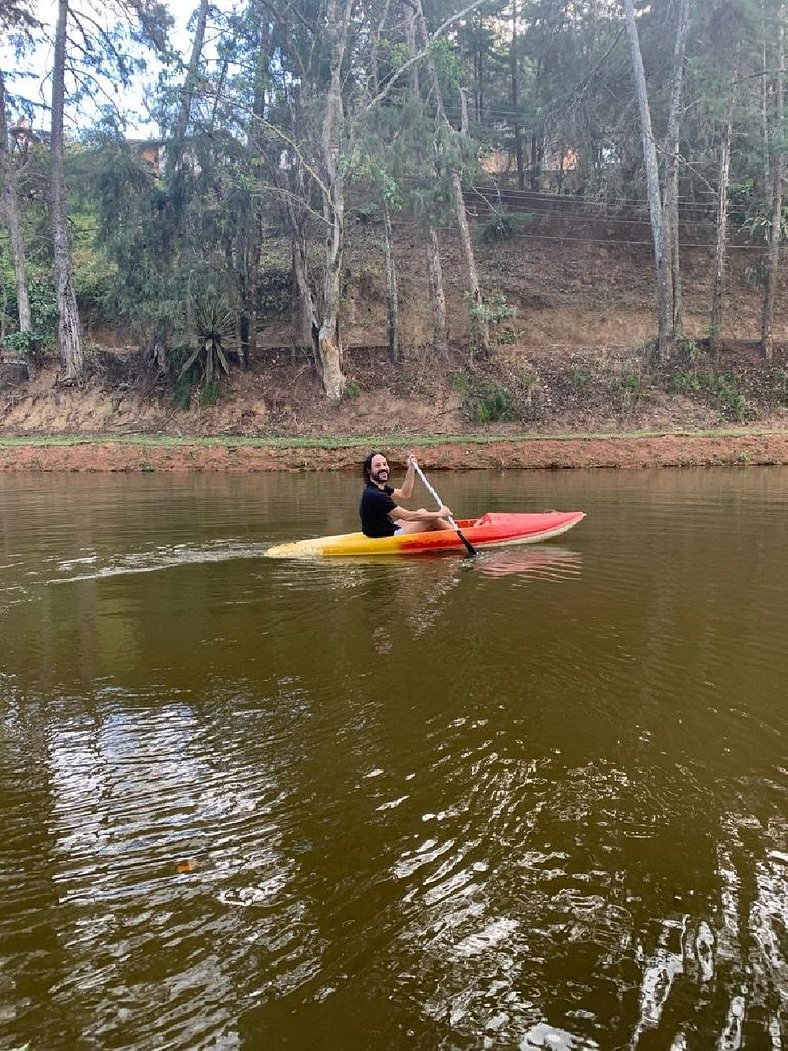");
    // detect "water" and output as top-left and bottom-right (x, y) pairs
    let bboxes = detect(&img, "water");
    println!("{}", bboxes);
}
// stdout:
(0, 468), (786, 1050)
